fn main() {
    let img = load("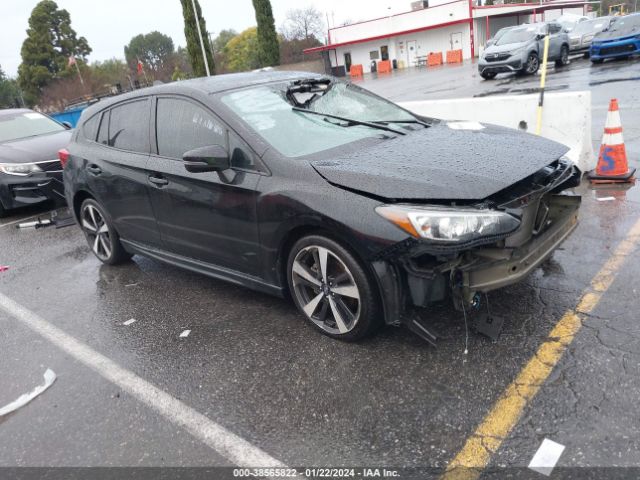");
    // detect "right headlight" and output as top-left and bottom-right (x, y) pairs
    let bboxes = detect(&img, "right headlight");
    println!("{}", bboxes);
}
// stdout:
(376, 205), (520, 244)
